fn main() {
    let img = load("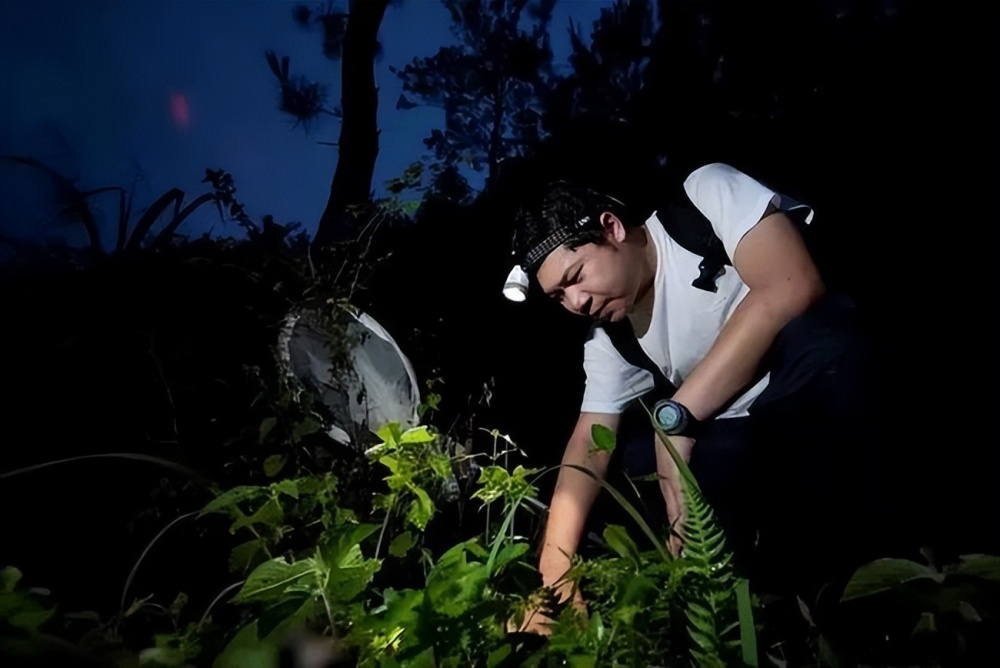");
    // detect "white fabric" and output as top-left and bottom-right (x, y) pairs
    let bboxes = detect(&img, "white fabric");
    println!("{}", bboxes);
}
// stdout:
(283, 308), (420, 446)
(580, 163), (812, 418)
